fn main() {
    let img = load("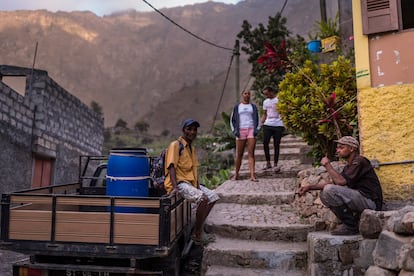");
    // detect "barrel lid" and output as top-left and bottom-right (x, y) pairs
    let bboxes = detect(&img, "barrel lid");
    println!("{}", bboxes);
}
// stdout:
(110, 147), (147, 154)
